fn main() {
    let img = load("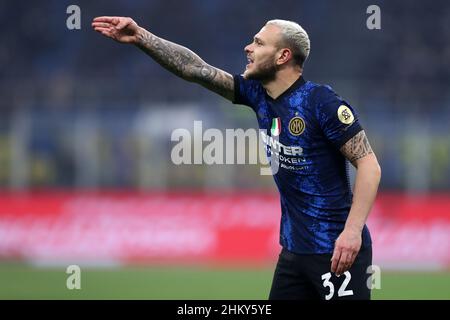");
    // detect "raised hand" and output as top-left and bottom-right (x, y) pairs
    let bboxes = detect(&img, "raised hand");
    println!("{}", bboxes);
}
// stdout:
(92, 16), (140, 44)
